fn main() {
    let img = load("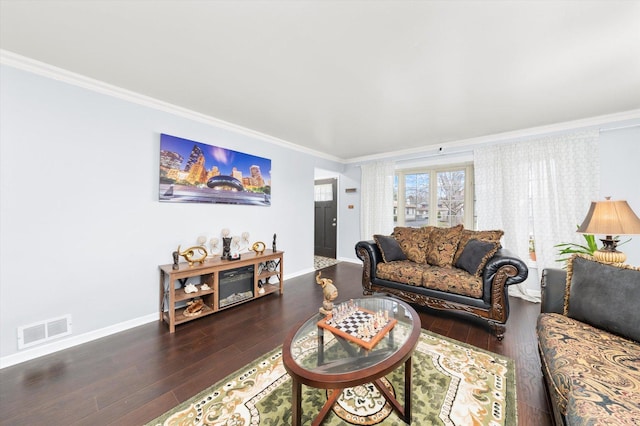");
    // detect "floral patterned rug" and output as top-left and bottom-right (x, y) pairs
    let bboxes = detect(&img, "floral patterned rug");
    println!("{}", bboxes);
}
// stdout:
(147, 329), (516, 425)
